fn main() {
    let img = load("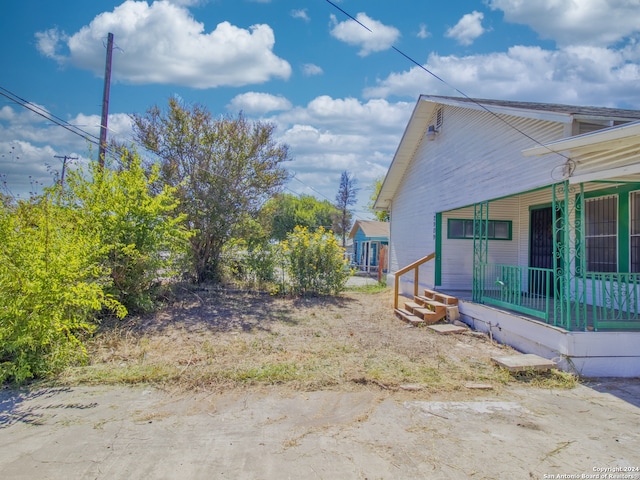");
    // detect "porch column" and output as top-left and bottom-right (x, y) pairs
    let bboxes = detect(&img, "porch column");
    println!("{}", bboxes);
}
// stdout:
(472, 201), (489, 302)
(552, 181), (587, 330)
